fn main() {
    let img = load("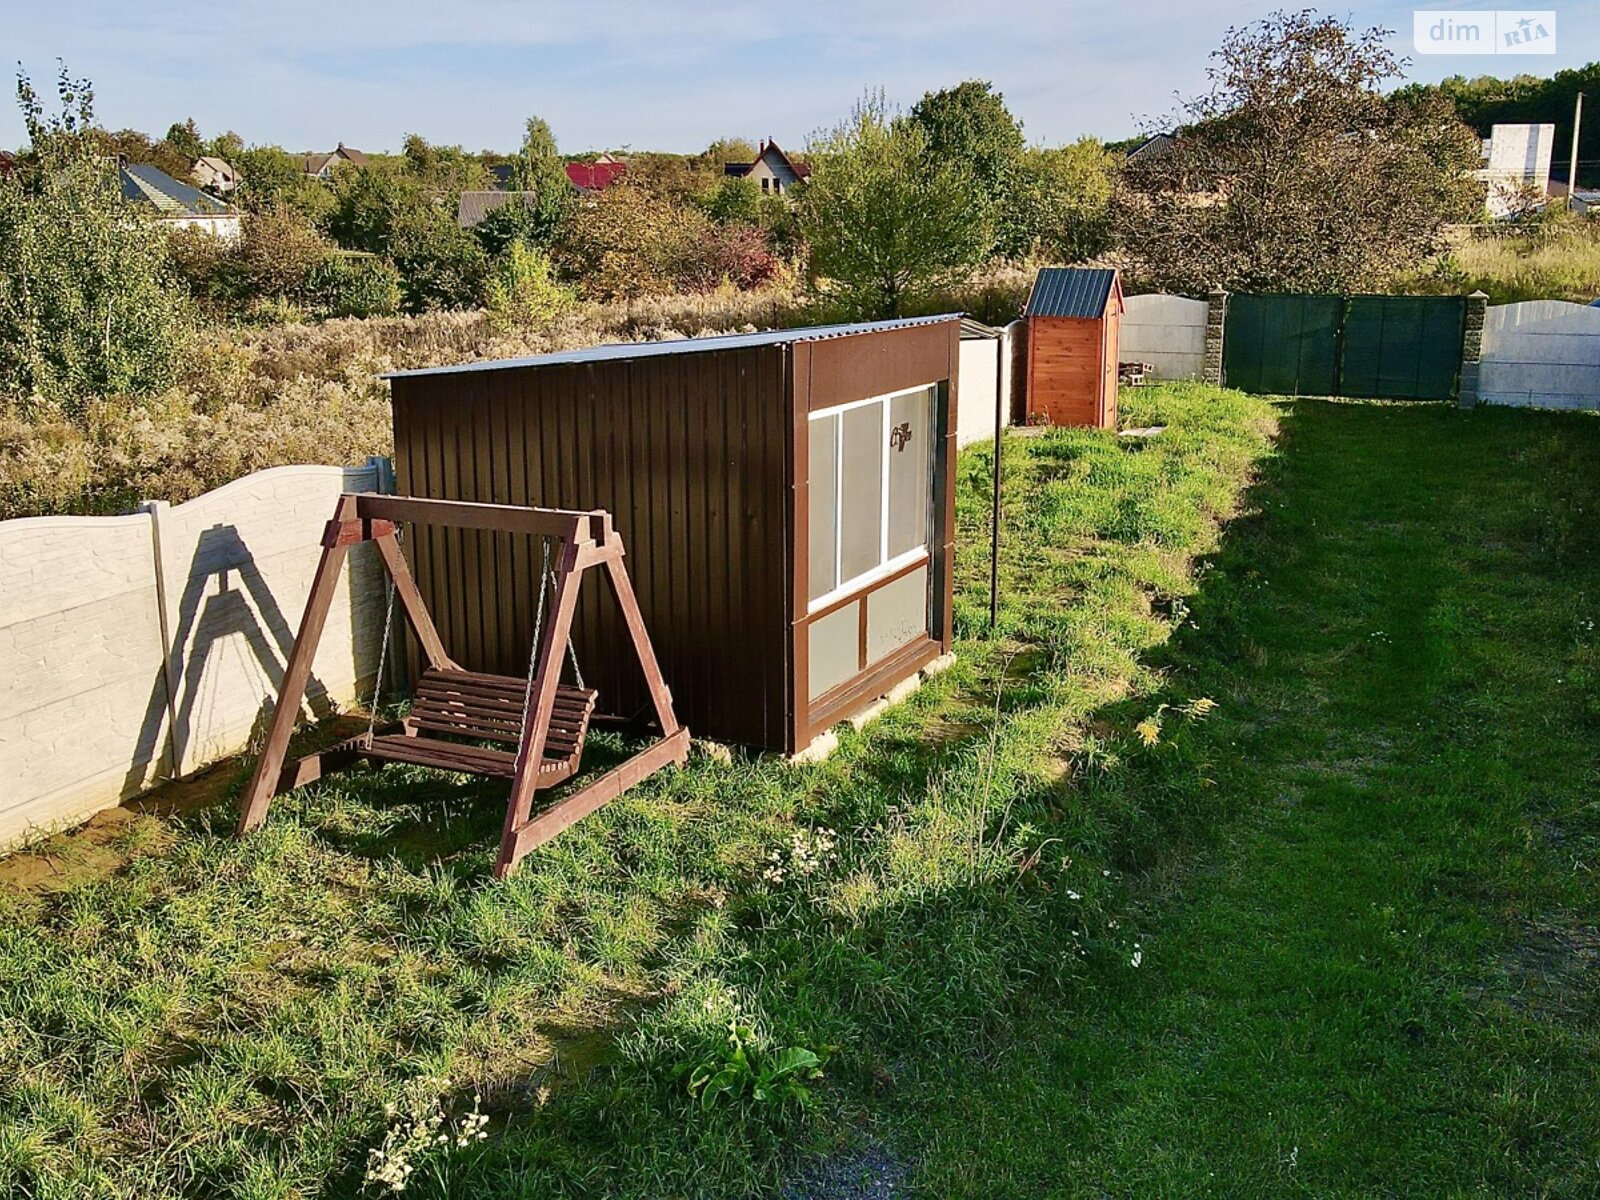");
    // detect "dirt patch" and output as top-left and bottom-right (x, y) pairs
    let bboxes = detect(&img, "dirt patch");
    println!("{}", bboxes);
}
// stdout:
(0, 714), (373, 896)
(784, 1142), (912, 1200)
(1499, 919), (1600, 1021)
